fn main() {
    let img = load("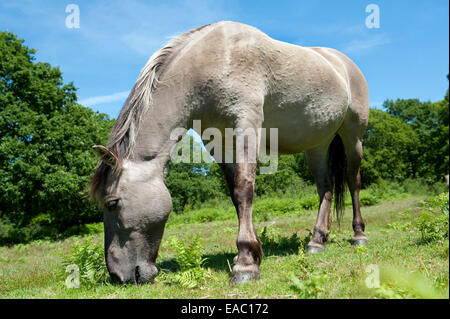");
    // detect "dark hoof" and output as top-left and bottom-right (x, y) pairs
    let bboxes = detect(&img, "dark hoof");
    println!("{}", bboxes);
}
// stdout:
(352, 238), (368, 246)
(230, 271), (260, 285)
(306, 243), (325, 254)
